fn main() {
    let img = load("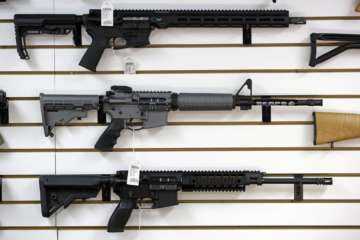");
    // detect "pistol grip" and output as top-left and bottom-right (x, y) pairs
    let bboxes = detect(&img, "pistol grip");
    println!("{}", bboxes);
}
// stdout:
(15, 27), (29, 60)
(108, 198), (137, 232)
(94, 119), (125, 152)
(79, 30), (108, 71)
